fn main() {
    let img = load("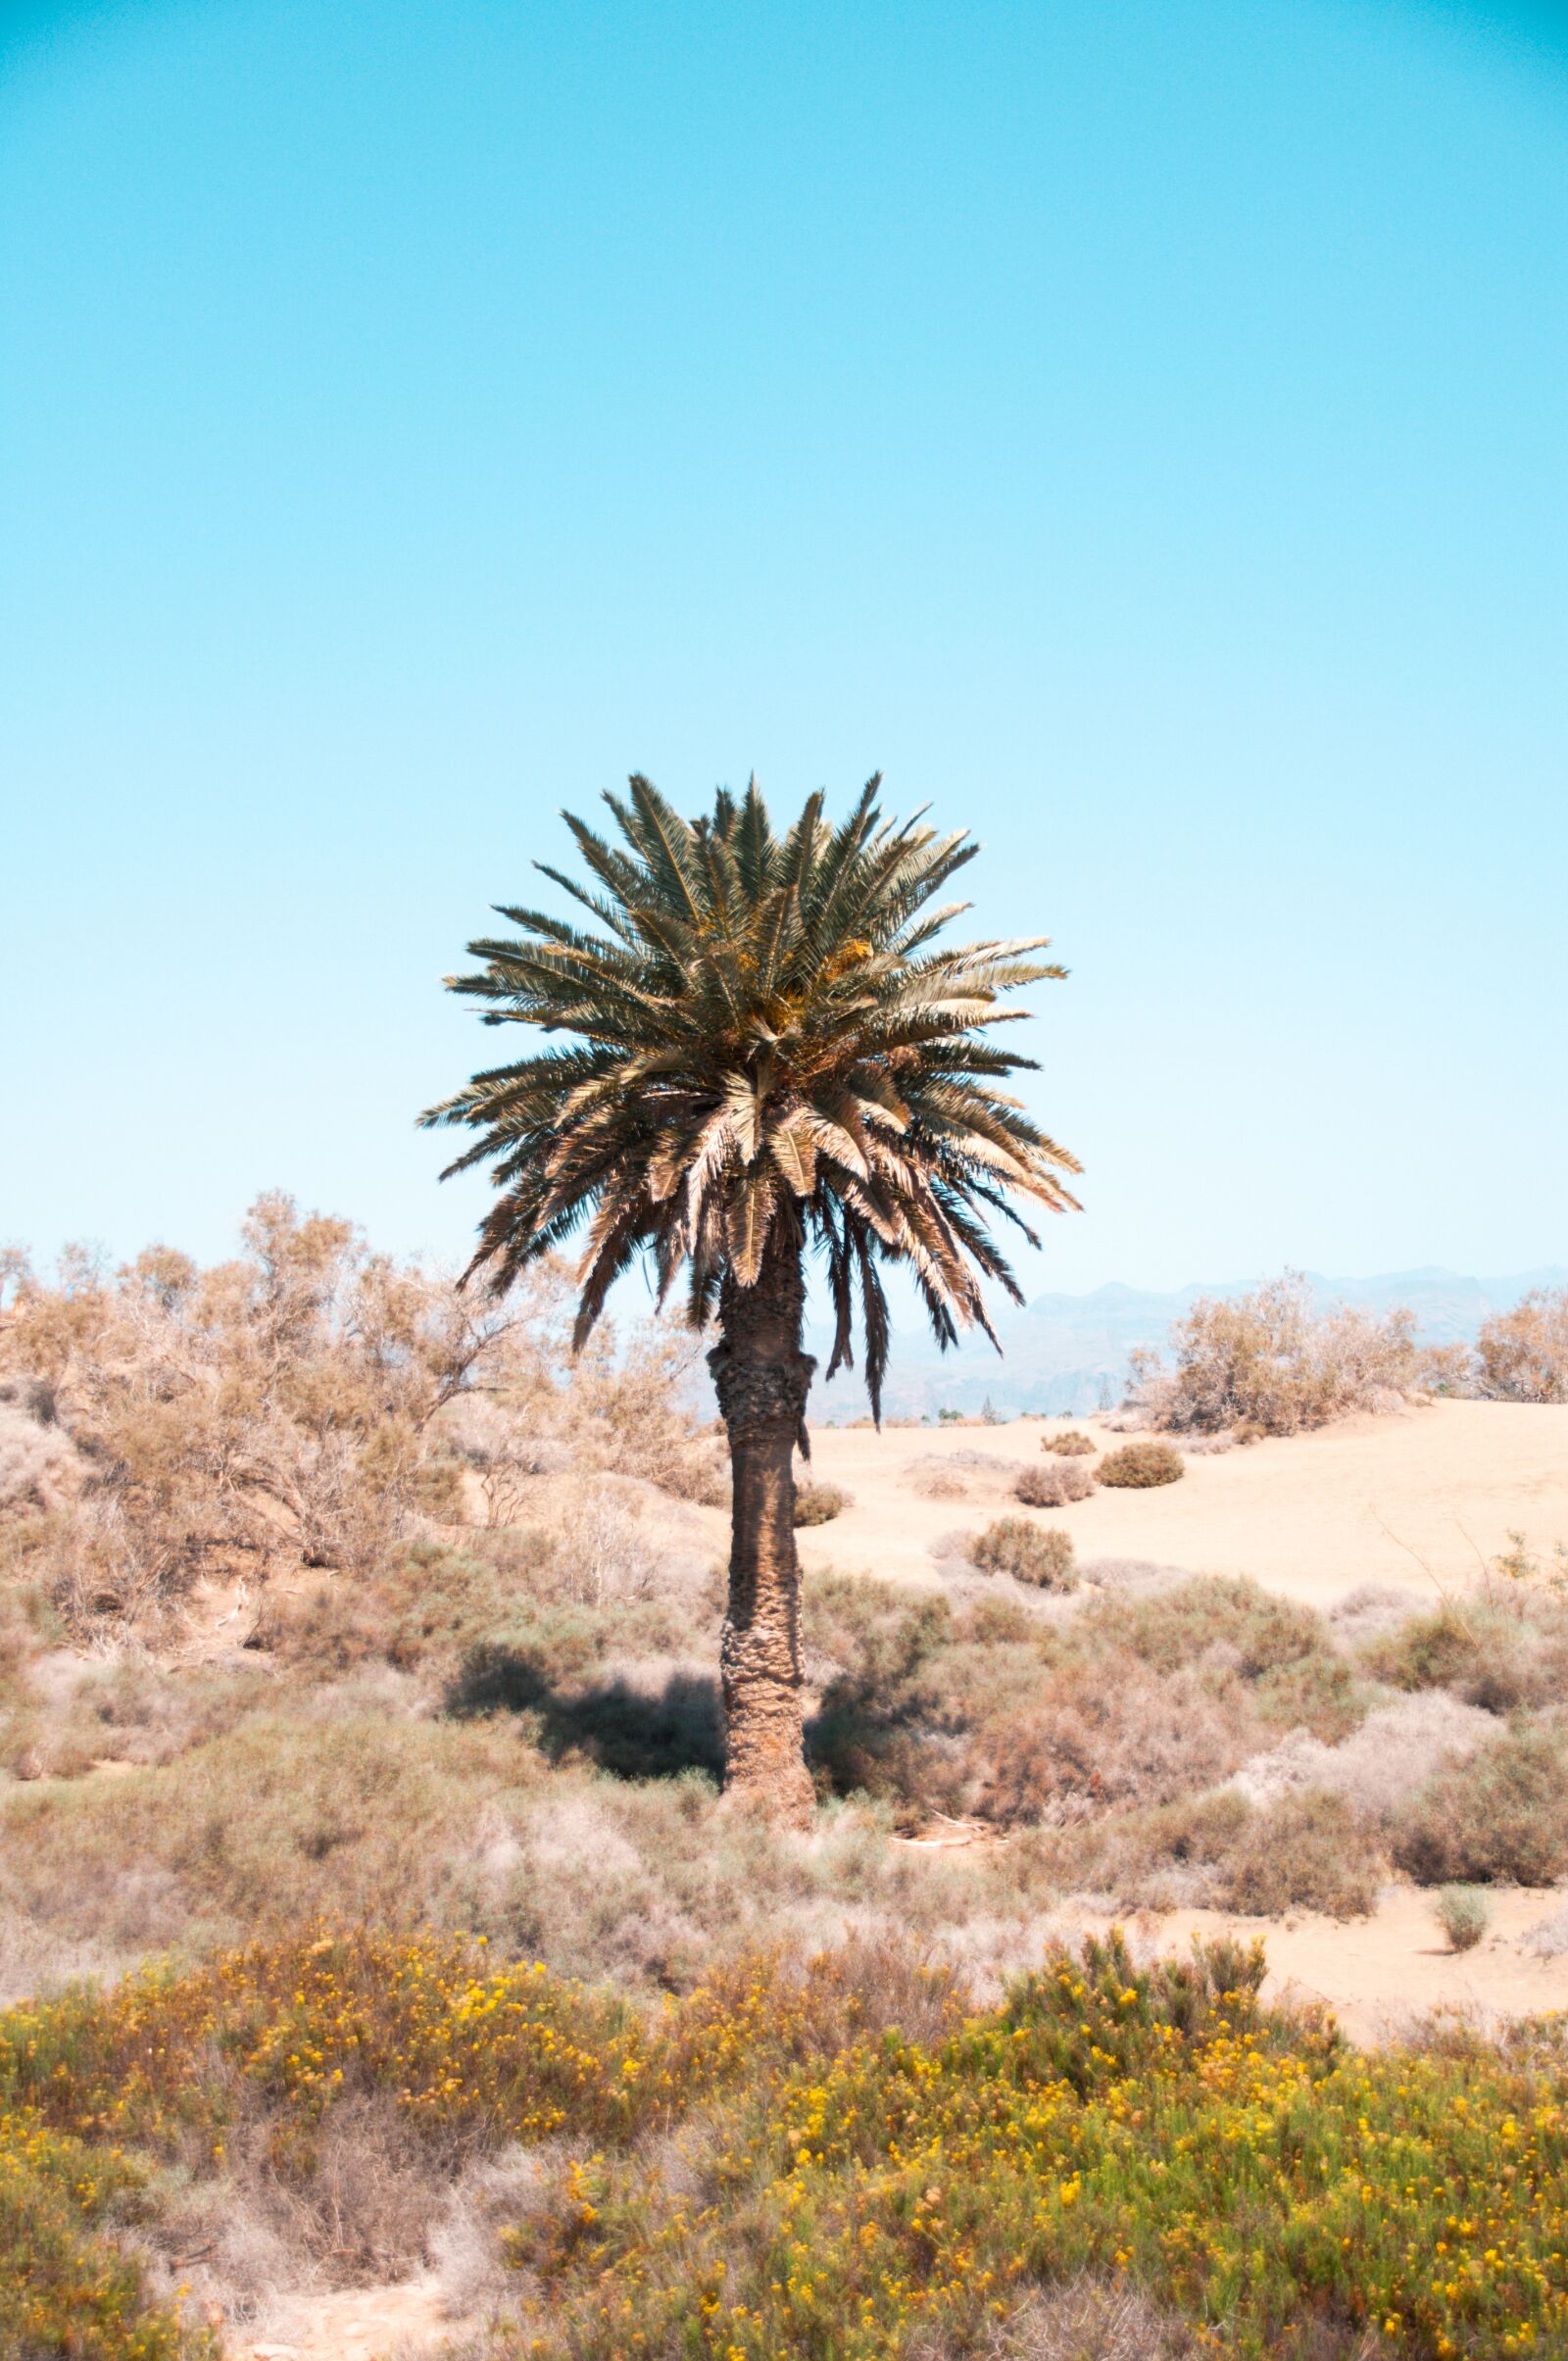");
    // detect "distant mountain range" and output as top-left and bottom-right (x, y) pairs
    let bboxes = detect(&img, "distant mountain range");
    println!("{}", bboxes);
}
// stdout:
(809, 1265), (1568, 1421)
